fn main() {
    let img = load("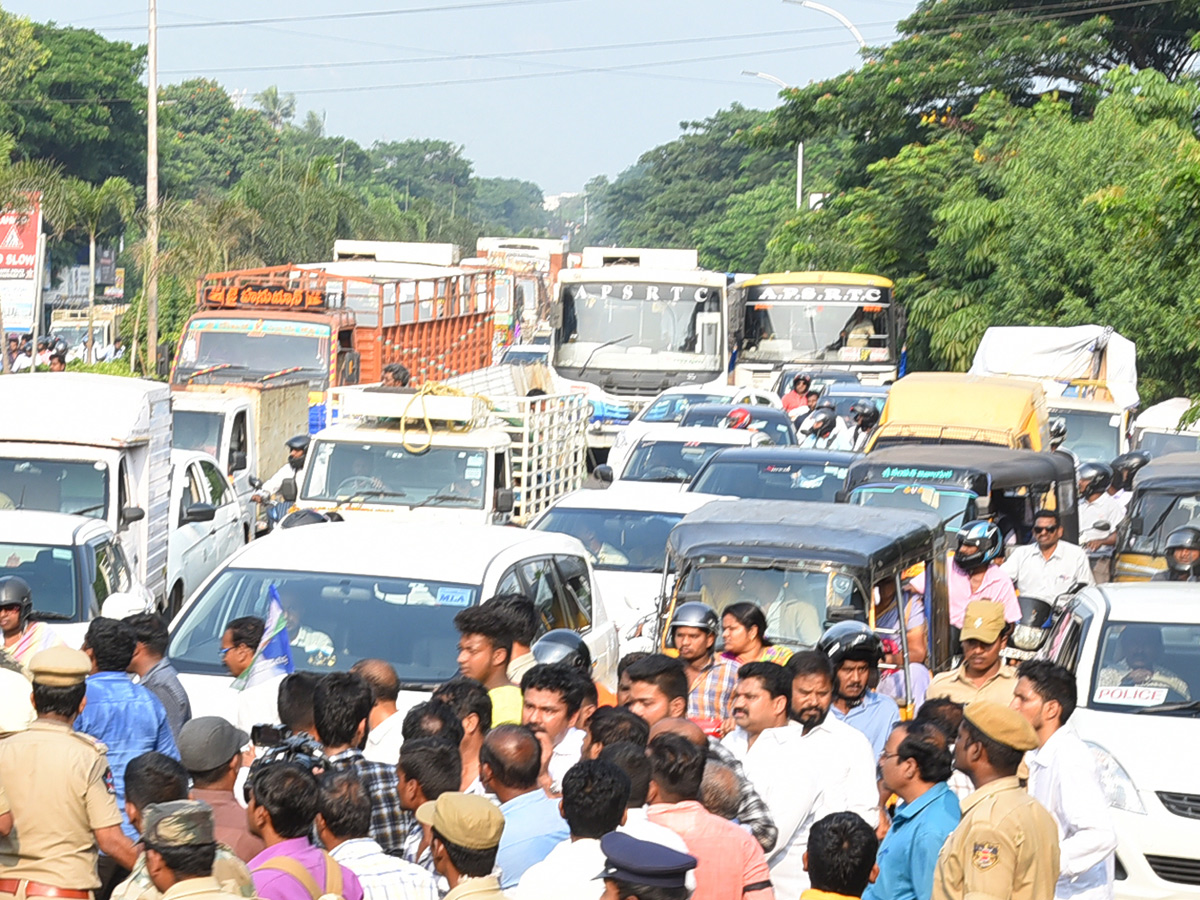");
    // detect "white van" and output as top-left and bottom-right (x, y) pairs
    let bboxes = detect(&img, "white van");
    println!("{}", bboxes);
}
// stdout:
(168, 521), (619, 721)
